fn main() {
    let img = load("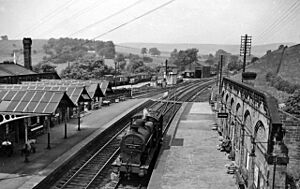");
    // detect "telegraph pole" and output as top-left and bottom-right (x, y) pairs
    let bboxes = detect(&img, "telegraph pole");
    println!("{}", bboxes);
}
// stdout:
(240, 34), (252, 82)
(165, 59), (168, 77)
(219, 55), (224, 94)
